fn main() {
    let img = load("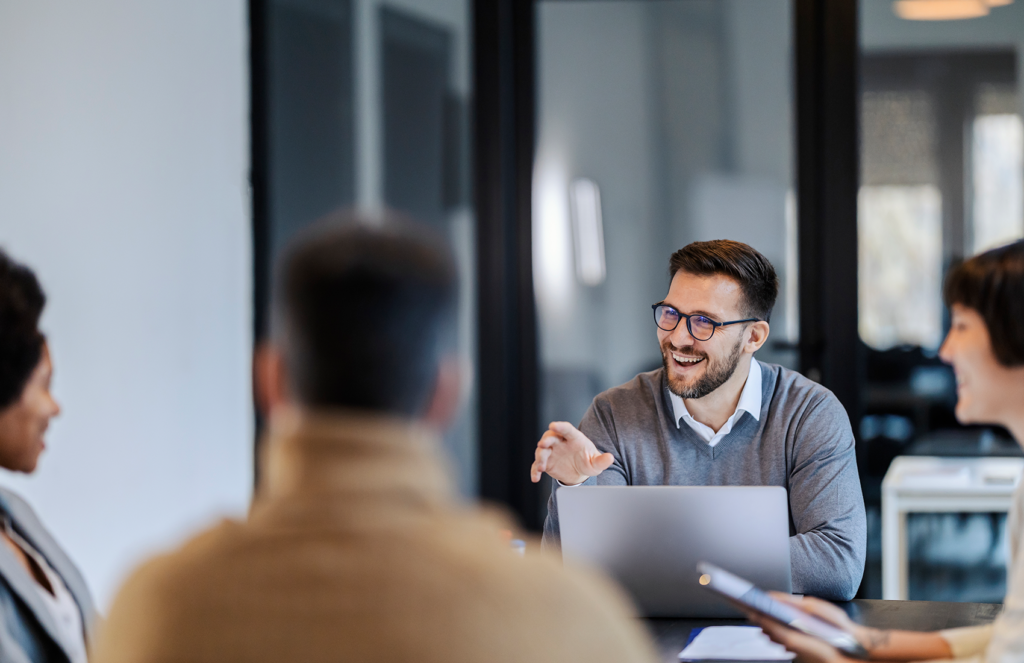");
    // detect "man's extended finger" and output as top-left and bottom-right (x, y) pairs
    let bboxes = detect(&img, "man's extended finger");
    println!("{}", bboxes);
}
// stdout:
(531, 449), (549, 483)
(586, 452), (615, 474)
(548, 421), (587, 442)
(537, 431), (563, 449)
